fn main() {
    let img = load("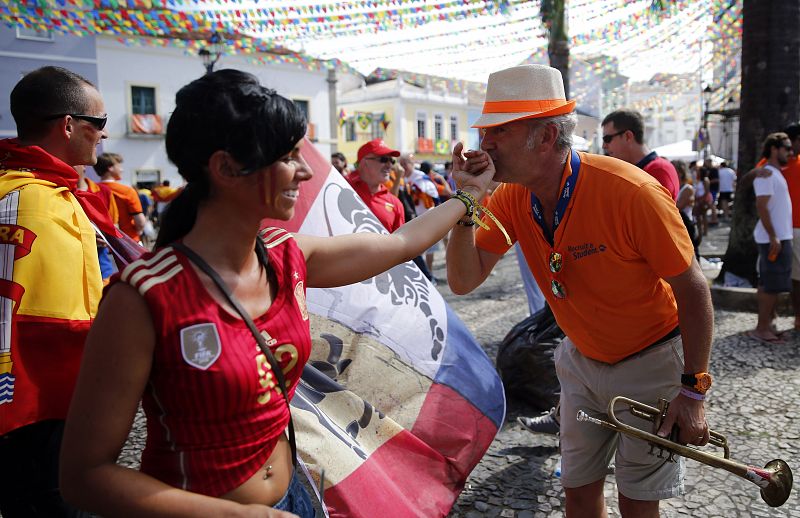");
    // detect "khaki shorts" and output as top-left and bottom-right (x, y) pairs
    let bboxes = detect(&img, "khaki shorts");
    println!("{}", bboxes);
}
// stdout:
(555, 335), (686, 500)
